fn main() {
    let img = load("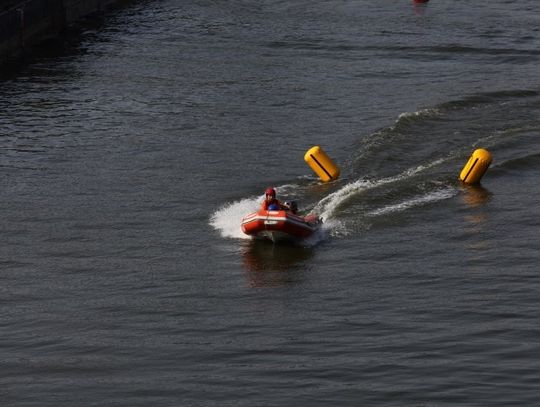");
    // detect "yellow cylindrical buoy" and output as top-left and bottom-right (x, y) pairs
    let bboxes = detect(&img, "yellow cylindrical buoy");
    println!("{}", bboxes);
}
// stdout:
(459, 148), (492, 185)
(304, 146), (340, 182)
